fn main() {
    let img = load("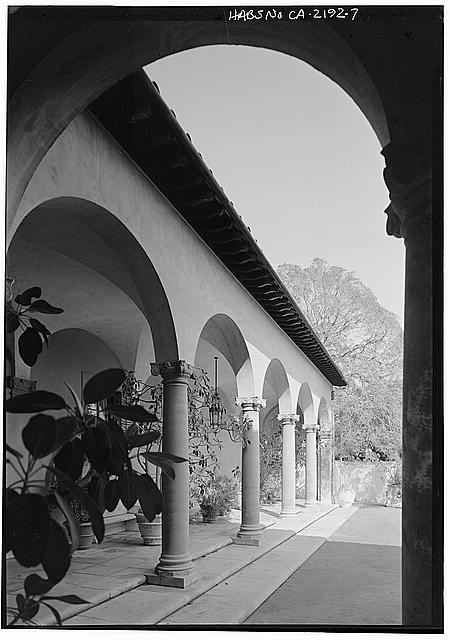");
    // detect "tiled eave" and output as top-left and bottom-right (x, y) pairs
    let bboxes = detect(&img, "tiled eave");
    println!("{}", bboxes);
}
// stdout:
(89, 70), (346, 387)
